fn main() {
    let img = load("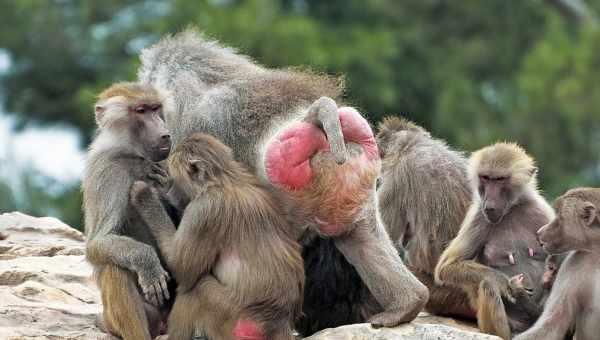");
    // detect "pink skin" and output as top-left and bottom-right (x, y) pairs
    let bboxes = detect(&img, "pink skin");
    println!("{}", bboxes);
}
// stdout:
(265, 107), (379, 191)
(232, 320), (264, 340)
